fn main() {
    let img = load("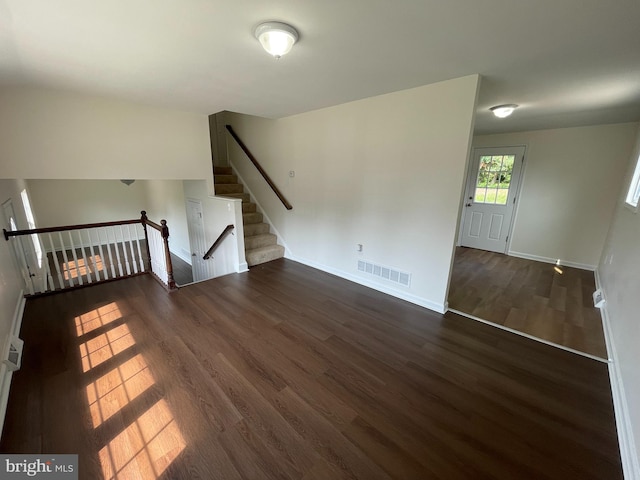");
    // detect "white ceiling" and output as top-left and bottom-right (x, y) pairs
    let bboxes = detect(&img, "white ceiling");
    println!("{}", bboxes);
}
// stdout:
(1, 0), (639, 135)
